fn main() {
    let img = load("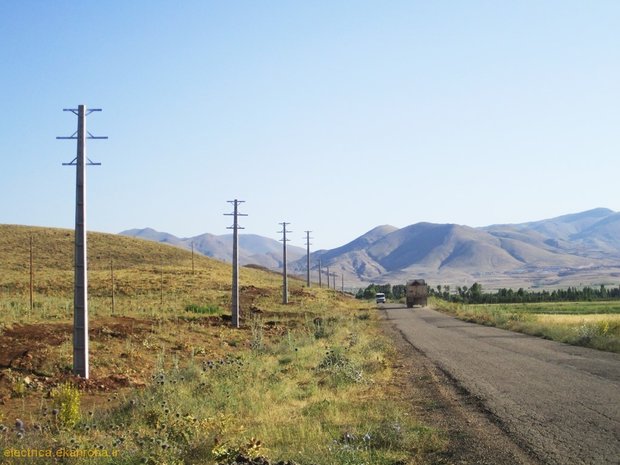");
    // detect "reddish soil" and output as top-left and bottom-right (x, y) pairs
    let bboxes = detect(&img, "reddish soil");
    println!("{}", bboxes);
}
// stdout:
(0, 313), (252, 424)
